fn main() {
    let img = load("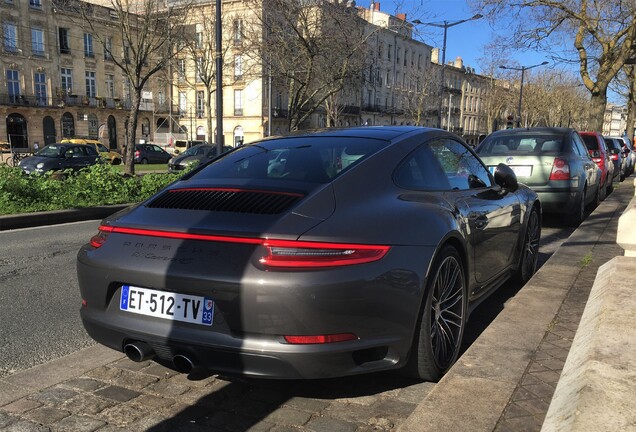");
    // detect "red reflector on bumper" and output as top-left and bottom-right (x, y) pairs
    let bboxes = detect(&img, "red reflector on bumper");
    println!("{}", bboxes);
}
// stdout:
(284, 333), (358, 344)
